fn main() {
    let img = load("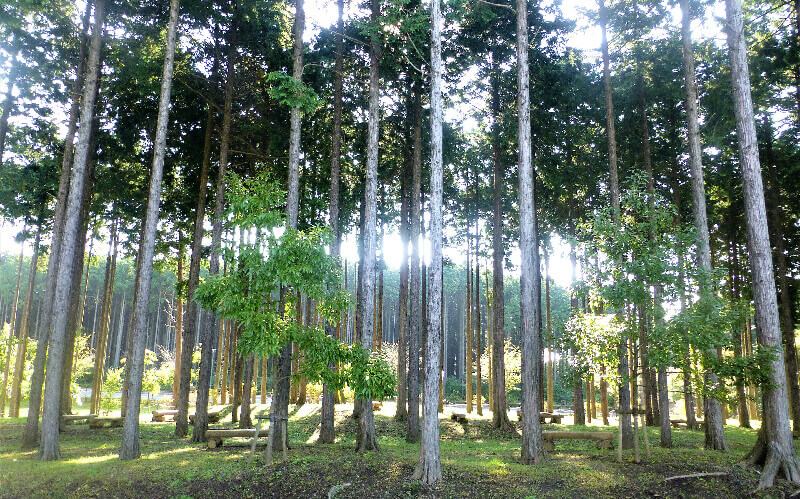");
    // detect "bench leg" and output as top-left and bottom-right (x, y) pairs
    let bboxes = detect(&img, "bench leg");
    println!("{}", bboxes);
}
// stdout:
(207, 437), (222, 449)
(544, 440), (555, 452)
